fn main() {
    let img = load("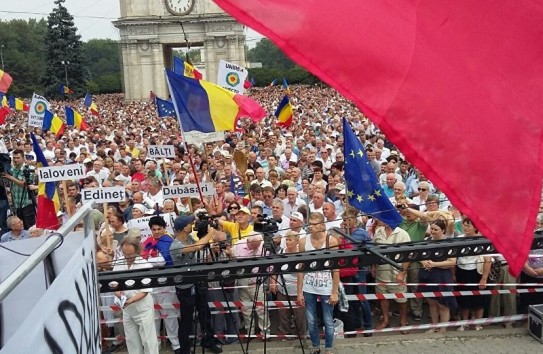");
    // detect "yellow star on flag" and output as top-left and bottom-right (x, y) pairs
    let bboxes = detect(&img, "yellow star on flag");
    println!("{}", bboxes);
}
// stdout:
(374, 190), (382, 197)
(347, 189), (354, 198)
(357, 194), (363, 202)
(349, 149), (355, 158)
(357, 149), (364, 158)
(368, 194), (376, 201)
